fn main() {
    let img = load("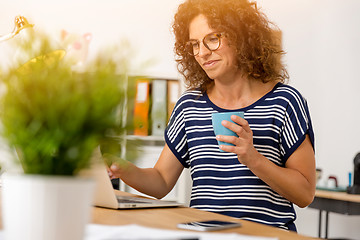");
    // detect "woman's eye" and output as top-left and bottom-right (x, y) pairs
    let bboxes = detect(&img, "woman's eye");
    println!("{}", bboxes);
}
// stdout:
(192, 42), (199, 49)
(208, 36), (219, 42)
